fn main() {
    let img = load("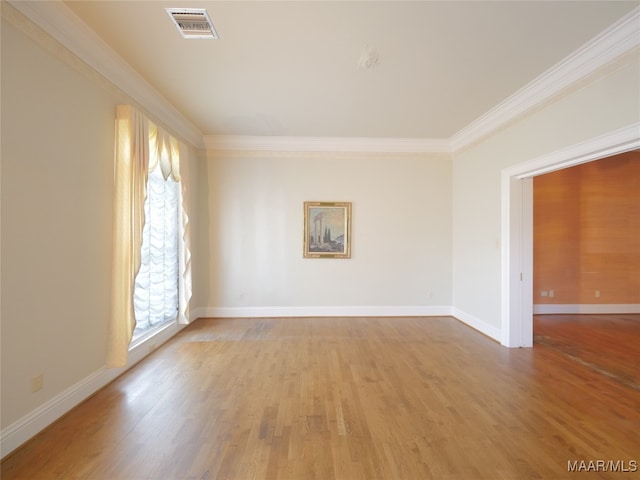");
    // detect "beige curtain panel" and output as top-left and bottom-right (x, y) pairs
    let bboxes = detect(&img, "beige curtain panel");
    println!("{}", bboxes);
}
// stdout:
(108, 105), (149, 368)
(108, 105), (192, 368)
(178, 139), (192, 326)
